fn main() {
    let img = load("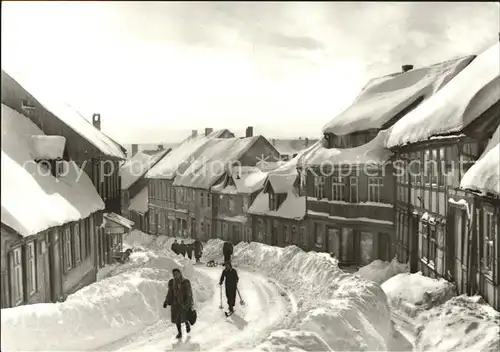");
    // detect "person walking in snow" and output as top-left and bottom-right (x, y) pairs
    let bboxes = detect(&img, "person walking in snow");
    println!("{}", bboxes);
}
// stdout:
(194, 240), (203, 263)
(178, 240), (187, 257)
(219, 261), (239, 313)
(171, 240), (179, 255)
(222, 241), (234, 263)
(163, 268), (194, 339)
(186, 243), (193, 260)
